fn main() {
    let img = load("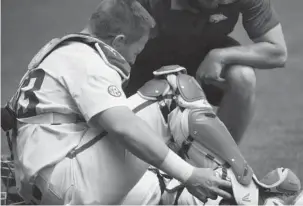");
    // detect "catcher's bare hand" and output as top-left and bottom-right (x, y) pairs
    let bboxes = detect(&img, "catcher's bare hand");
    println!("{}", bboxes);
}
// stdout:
(185, 168), (233, 202)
